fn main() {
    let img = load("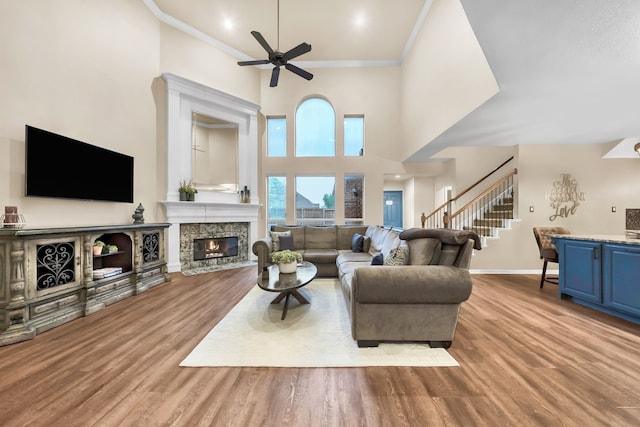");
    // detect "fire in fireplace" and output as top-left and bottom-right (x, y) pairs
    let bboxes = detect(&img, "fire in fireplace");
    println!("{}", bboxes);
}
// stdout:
(193, 236), (239, 261)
